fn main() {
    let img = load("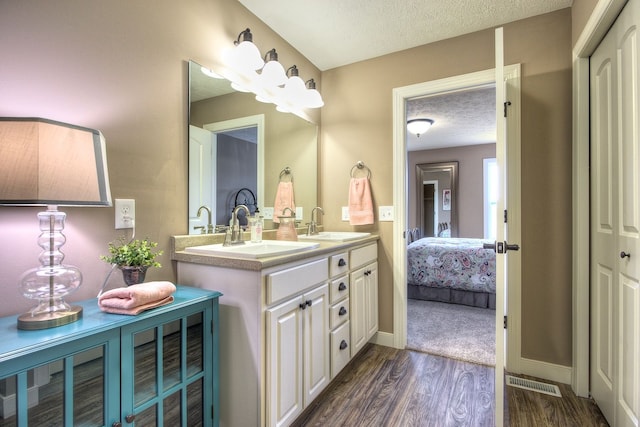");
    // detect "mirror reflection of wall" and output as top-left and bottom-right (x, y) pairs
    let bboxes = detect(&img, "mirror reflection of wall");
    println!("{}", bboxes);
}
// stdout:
(188, 60), (318, 234)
